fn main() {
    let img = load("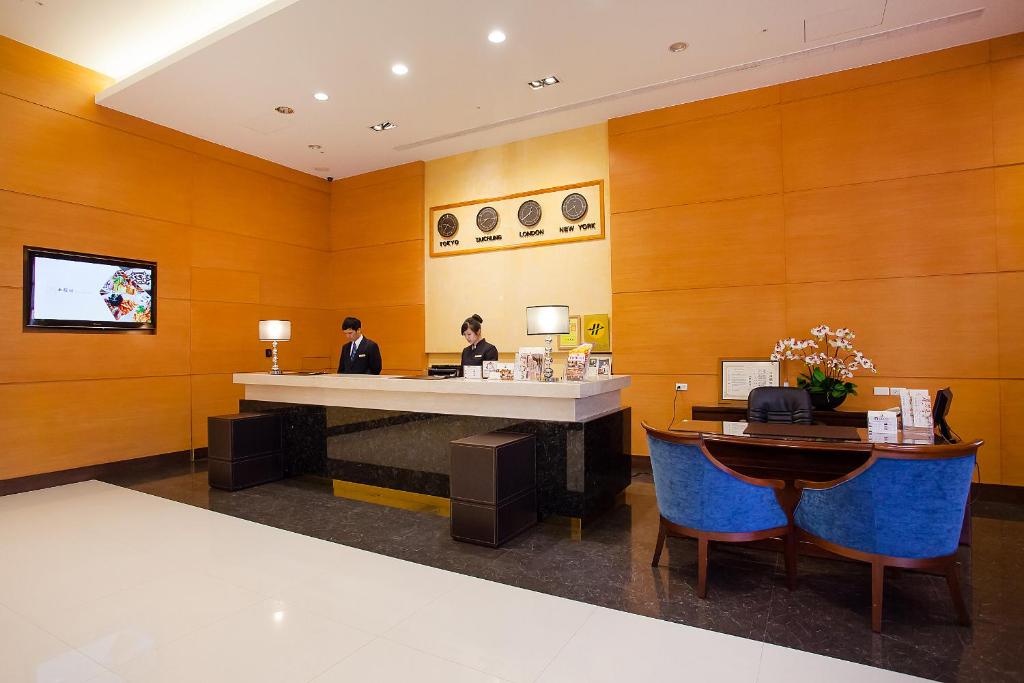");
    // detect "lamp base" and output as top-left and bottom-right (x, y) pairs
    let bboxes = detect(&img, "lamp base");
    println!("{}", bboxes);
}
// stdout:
(542, 335), (559, 382)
